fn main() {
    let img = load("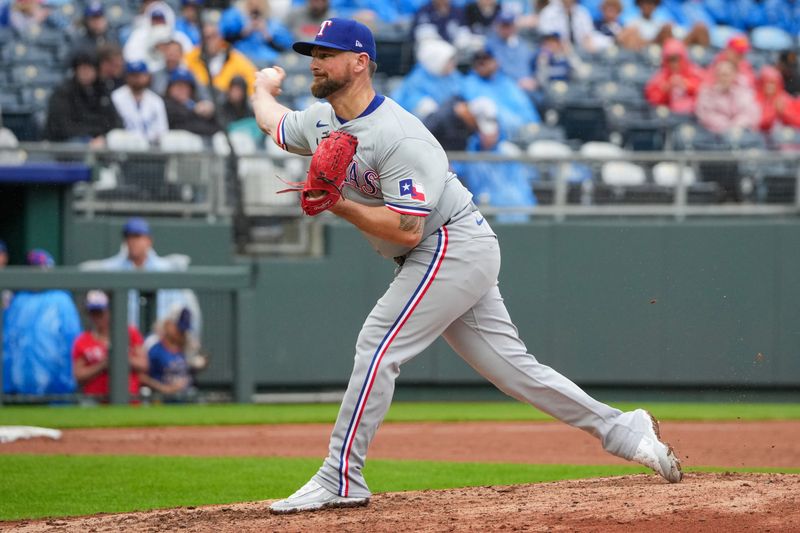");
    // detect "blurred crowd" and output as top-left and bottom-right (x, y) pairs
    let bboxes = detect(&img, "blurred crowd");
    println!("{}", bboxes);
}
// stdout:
(1, 220), (207, 403)
(1, 0), (800, 211)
